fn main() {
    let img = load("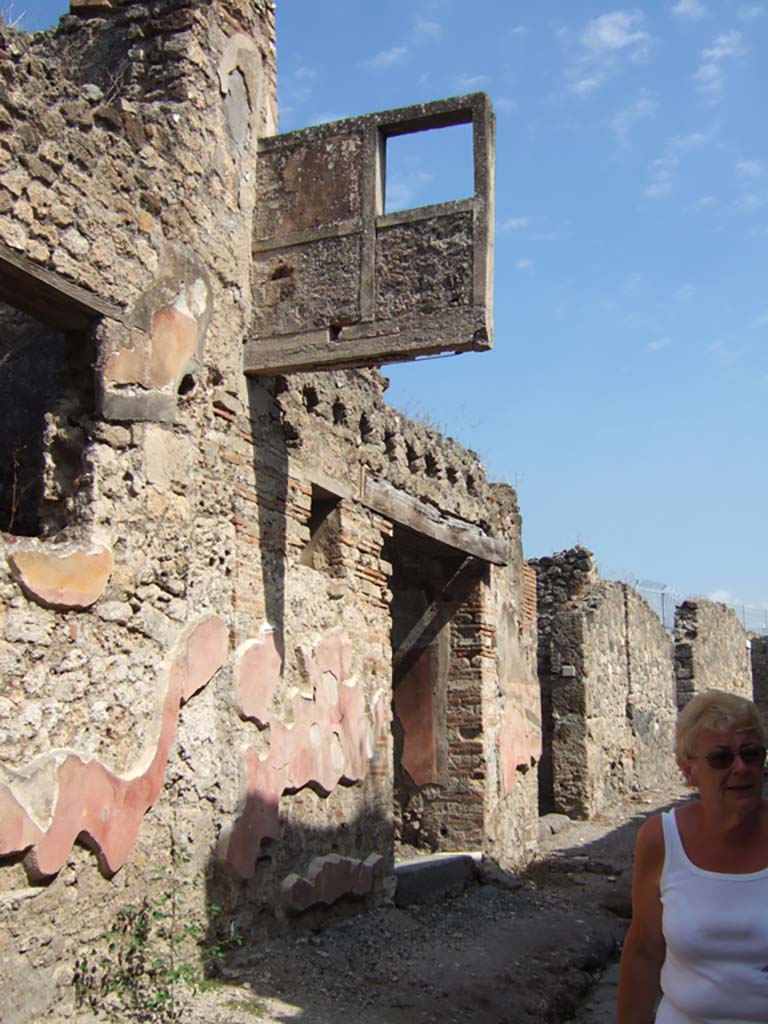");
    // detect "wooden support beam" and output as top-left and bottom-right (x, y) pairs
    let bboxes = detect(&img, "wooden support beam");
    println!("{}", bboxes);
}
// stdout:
(0, 242), (123, 329)
(363, 476), (509, 566)
(304, 468), (509, 566)
(392, 557), (479, 673)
